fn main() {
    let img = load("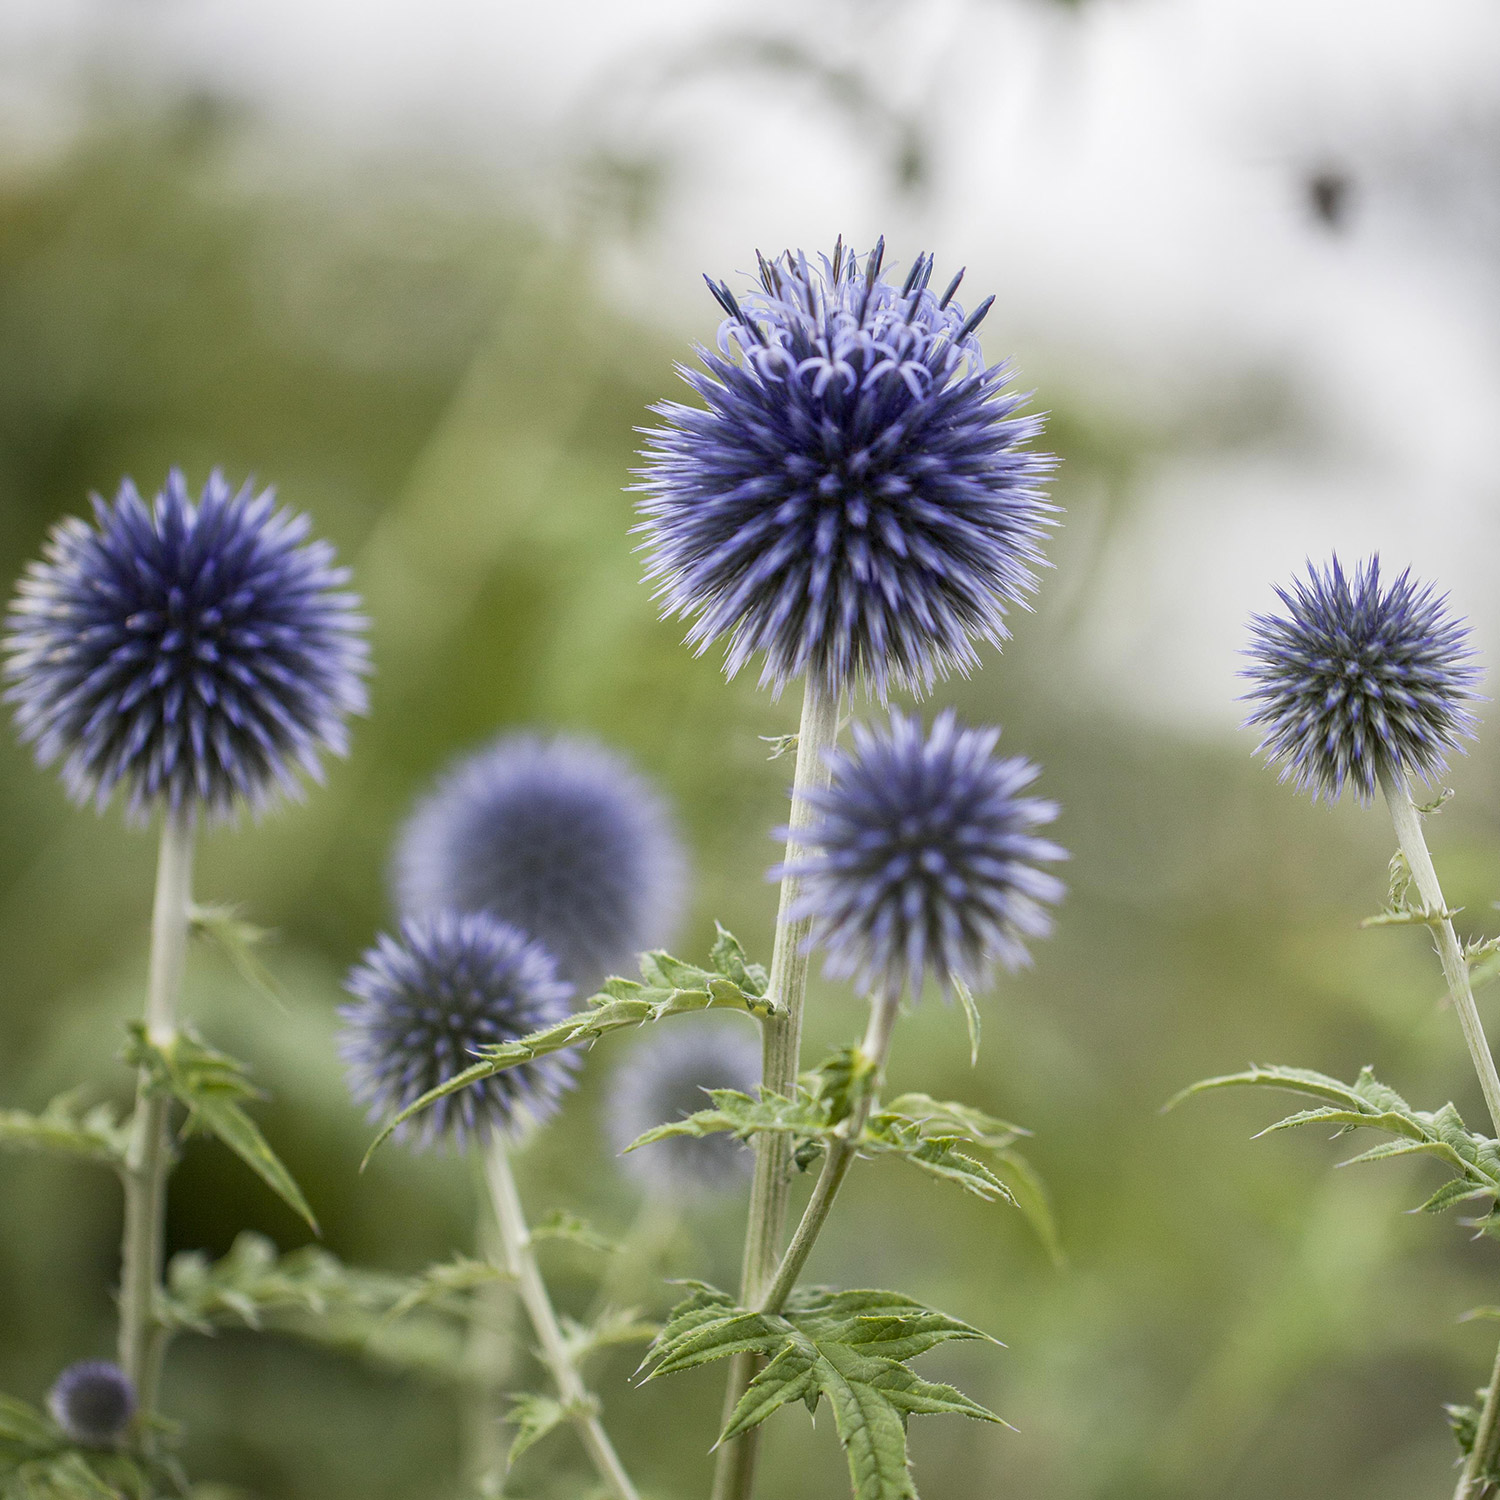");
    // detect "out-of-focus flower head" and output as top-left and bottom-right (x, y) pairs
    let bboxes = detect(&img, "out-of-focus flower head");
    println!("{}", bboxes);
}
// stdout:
(607, 1023), (760, 1196)
(3, 470), (368, 821)
(340, 911), (577, 1150)
(1243, 556), (1480, 802)
(779, 710), (1065, 999)
(47, 1361), (135, 1447)
(637, 239), (1054, 699)
(392, 733), (684, 994)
